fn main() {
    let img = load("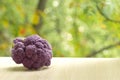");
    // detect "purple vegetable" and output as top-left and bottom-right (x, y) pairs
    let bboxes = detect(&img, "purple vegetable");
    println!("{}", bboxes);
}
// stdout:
(11, 35), (52, 70)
